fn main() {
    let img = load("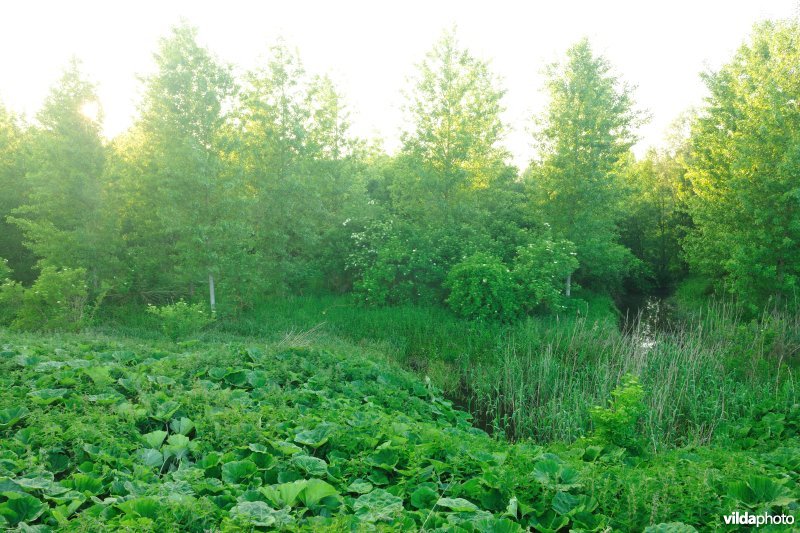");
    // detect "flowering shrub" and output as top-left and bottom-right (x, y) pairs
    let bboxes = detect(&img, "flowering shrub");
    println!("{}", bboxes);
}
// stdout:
(445, 253), (519, 321)
(514, 237), (578, 312)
